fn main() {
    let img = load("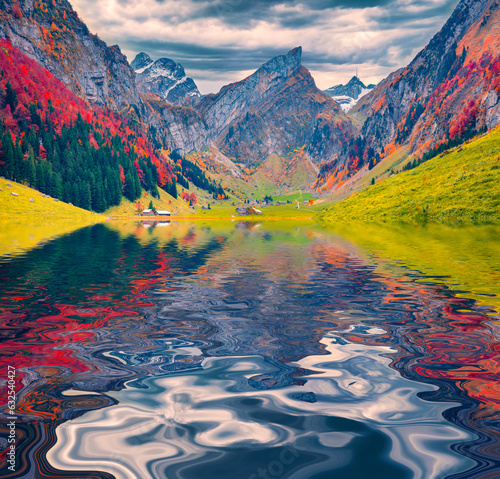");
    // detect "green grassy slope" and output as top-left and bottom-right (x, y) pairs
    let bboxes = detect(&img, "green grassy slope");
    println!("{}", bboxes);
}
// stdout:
(0, 177), (105, 221)
(318, 127), (500, 225)
(250, 148), (318, 197)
